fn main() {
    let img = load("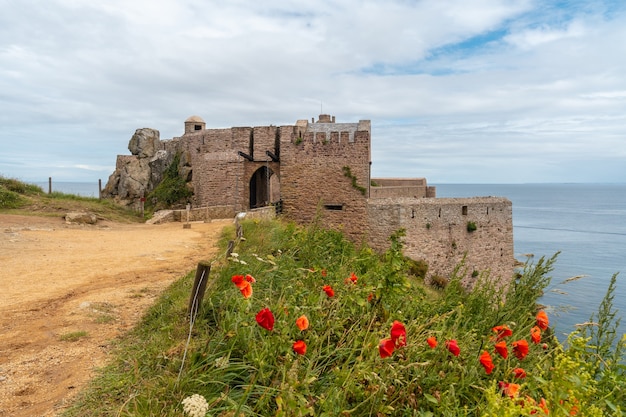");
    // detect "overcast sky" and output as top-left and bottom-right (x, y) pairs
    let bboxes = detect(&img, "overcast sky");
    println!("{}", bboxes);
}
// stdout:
(1, 0), (625, 185)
